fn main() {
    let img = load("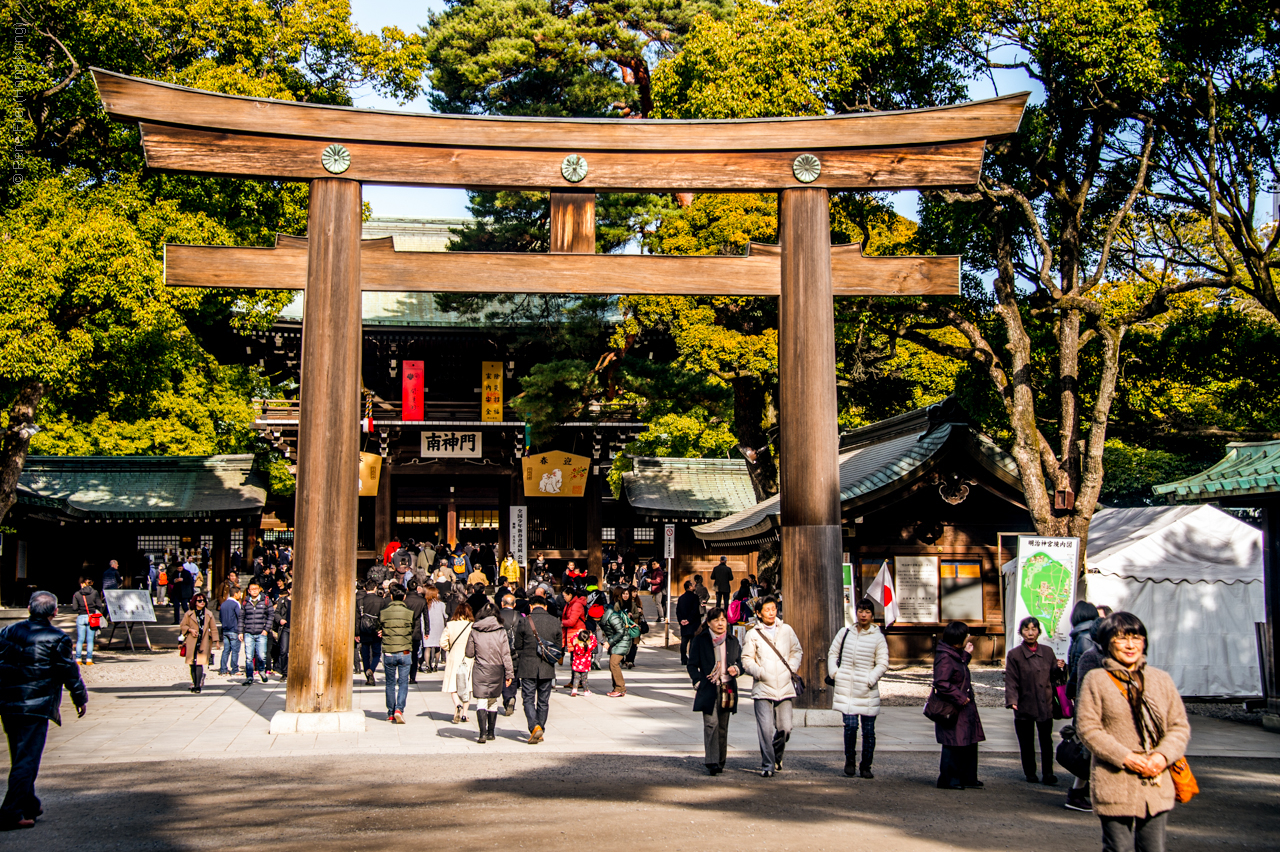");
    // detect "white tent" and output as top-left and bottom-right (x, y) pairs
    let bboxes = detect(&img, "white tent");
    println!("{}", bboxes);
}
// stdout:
(1083, 505), (1264, 697)
(1001, 504), (1264, 697)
